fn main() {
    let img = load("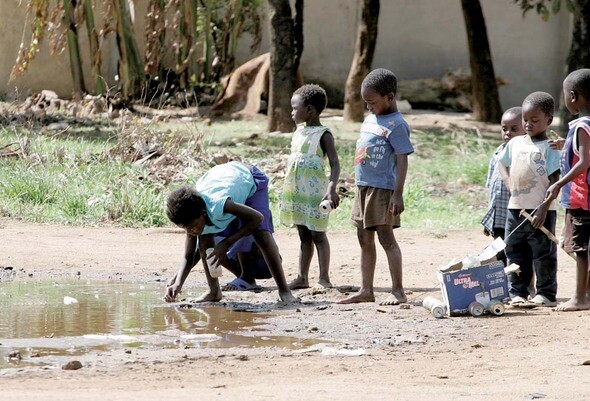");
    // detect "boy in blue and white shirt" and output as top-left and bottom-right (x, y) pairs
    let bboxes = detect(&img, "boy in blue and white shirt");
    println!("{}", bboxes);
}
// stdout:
(338, 68), (414, 306)
(499, 92), (561, 307)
